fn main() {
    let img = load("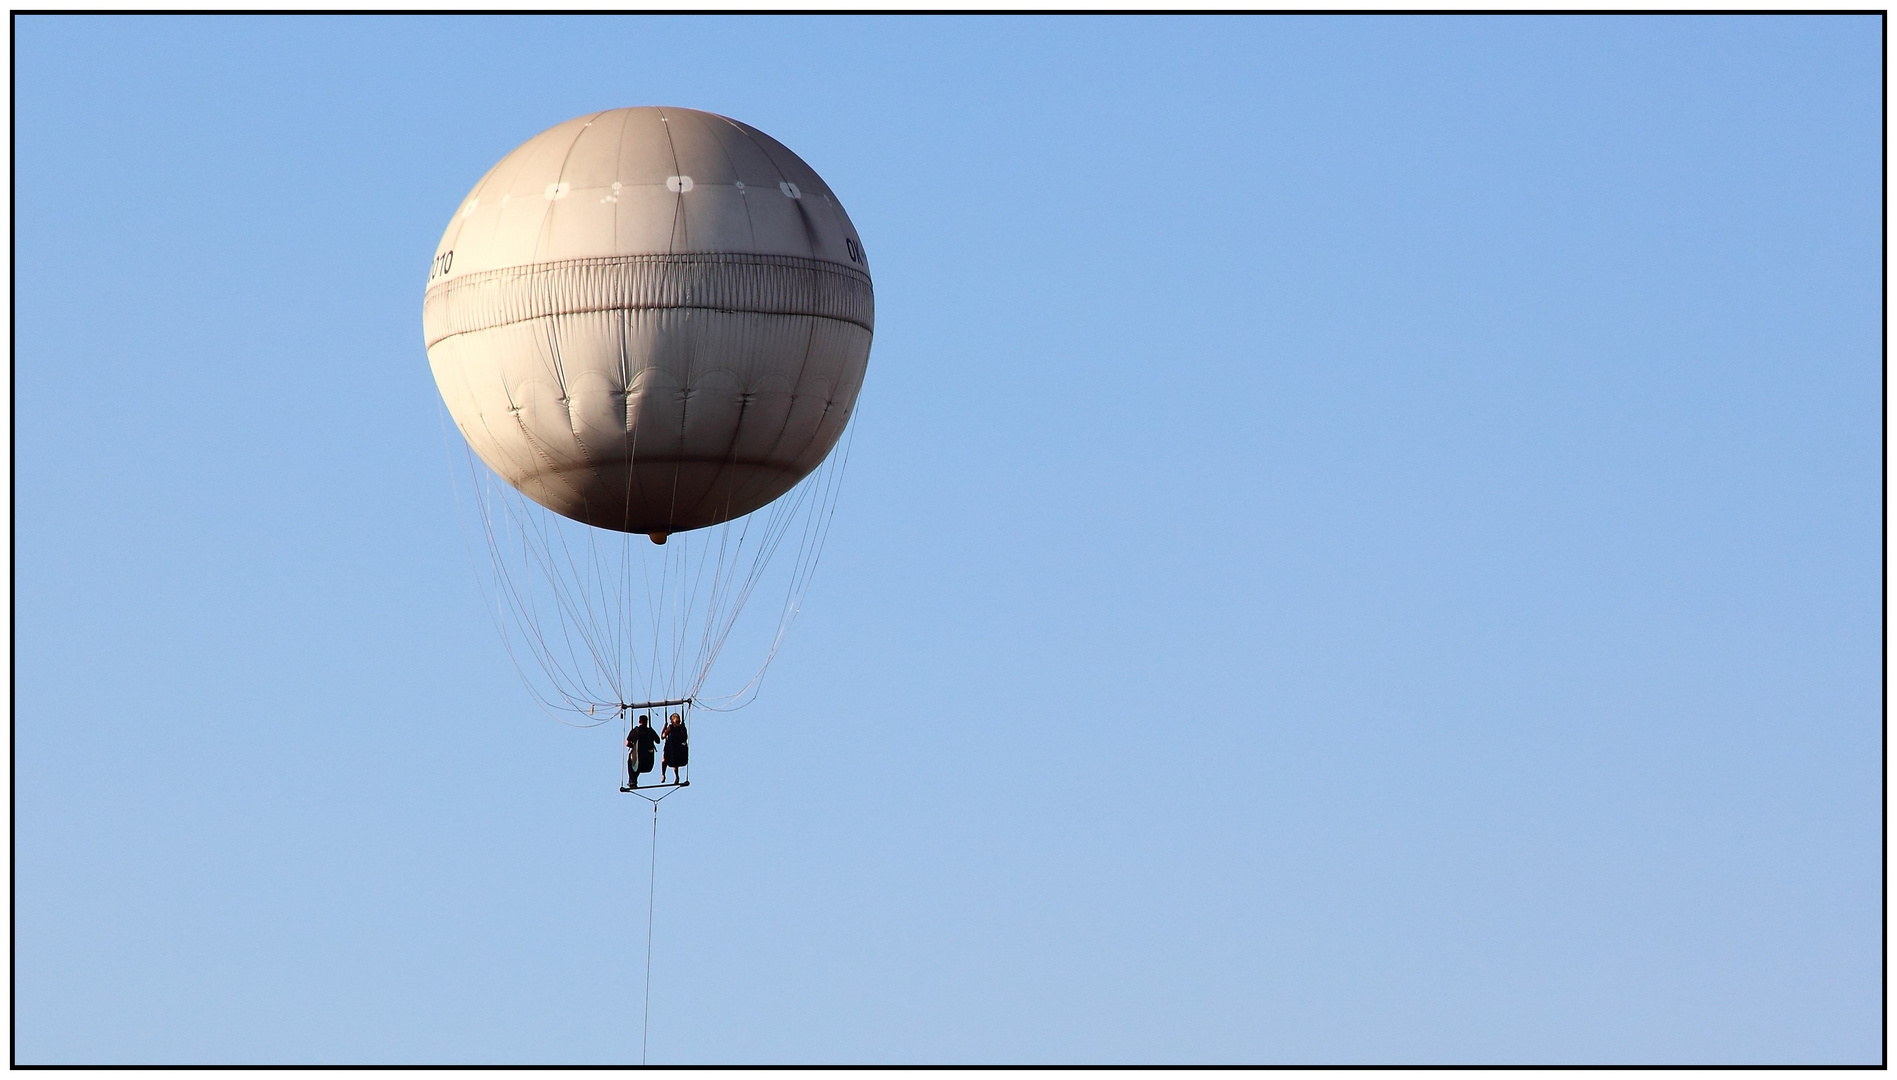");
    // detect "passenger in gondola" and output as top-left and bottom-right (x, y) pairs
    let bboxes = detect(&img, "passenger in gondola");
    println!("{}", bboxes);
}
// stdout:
(623, 714), (660, 790)
(661, 713), (689, 784)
